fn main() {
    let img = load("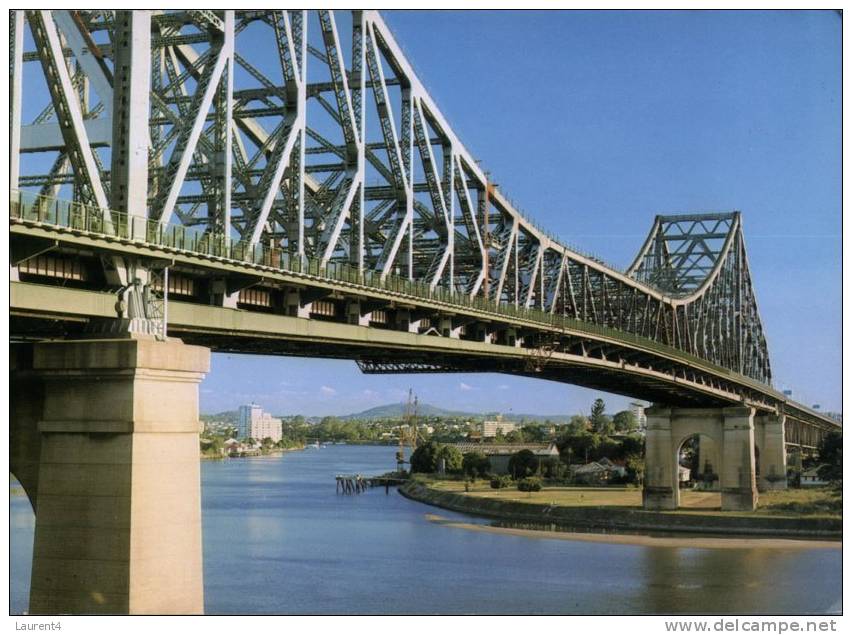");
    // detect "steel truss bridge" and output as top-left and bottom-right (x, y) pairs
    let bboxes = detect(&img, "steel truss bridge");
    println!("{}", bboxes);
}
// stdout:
(9, 9), (839, 448)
